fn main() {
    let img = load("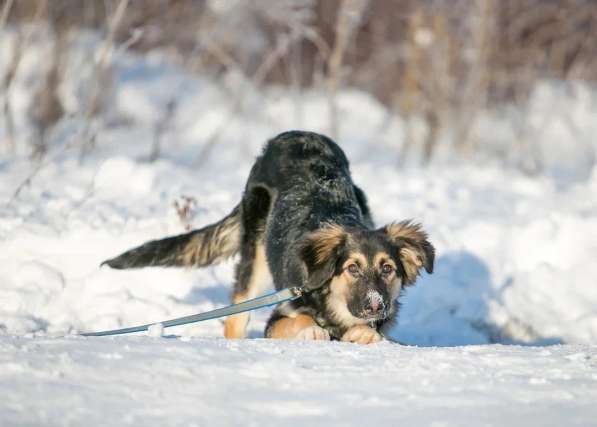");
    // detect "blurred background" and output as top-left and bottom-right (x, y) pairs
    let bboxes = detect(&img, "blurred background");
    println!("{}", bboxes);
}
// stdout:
(1, 0), (596, 182)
